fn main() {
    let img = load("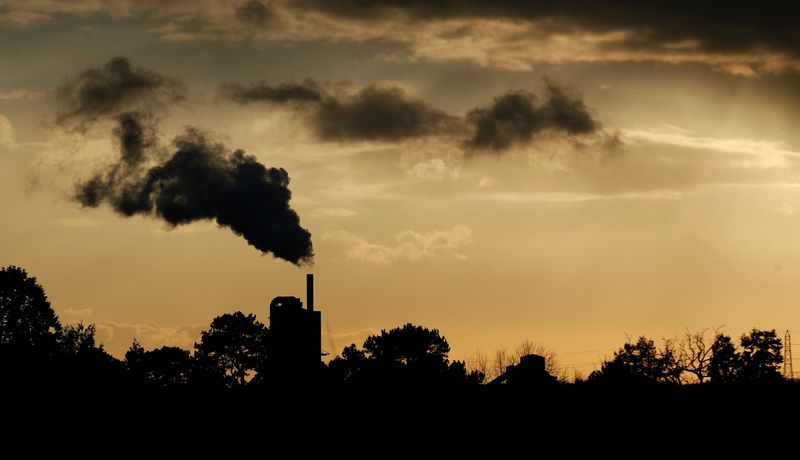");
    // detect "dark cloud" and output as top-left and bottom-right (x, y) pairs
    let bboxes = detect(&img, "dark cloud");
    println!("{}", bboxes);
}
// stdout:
(55, 56), (187, 131)
(222, 77), (602, 153)
(76, 113), (313, 265)
(220, 80), (460, 142)
(465, 82), (599, 152)
(235, 0), (274, 27)
(293, 1), (800, 62)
